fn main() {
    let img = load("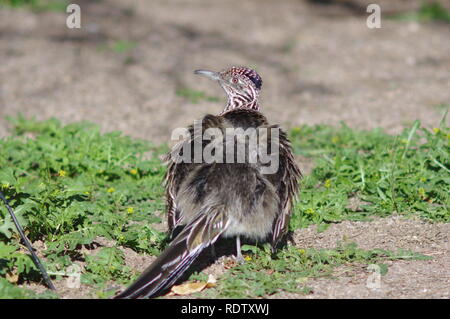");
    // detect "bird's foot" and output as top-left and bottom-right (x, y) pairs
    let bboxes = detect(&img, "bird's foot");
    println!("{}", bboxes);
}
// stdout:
(235, 251), (245, 264)
(235, 236), (245, 264)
